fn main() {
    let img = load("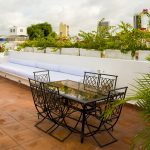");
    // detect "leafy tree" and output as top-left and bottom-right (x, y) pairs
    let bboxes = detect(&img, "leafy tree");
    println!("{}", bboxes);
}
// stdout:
(76, 19), (114, 57)
(77, 30), (96, 49)
(18, 20), (150, 53)
(27, 22), (55, 40)
(117, 22), (144, 58)
(95, 24), (111, 51)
